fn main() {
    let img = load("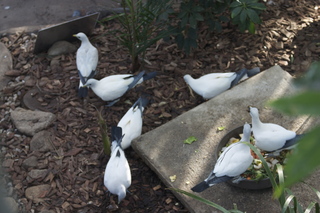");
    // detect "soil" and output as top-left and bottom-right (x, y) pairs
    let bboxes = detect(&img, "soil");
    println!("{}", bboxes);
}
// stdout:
(1, 1), (320, 212)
